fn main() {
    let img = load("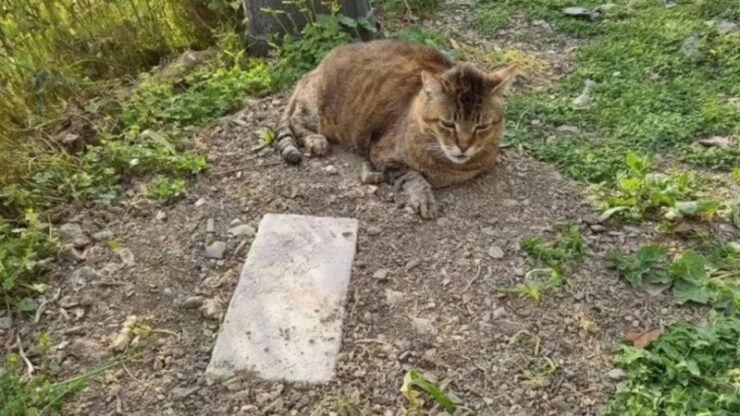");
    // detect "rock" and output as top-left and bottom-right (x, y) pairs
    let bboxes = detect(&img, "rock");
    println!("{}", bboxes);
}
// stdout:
(117, 248), (136, 267)
(206, 218), (215, 233)
(91, 230), (113, 242)
(698, 136), (735, 149)
(555, 125), (581, 136)
(718, 20), (739, 35)
(205, 241), (226, 259)
(228, 224), (256, 238)
(59, 223), (91, 249)
(410, 316), (437, 335)
(572, 79), (595, 109)
(492, 307), (507, 319)
(206, 214), (358, 383)
(373, 268), (390, 281)
(488, 246), (505, 259)
(366, 226), (382, 236)
(155, 210), (167, 221)
(229, 218), (243, 227)
(201, 297), (223, 320)
(70, 266), (100, 290)
(385, 289), (405, 306)
(607, 368), (626, 381)
(680, 33), (701, 61)
(68, 338), (108, 362)
(60, 247), (86, 263)
(0, 315), (12, 330)
(324, 165), (338, 175)
(181, 296), (205, 309)
(404, 259), (420, 271)
(194, 198), (207, 207)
